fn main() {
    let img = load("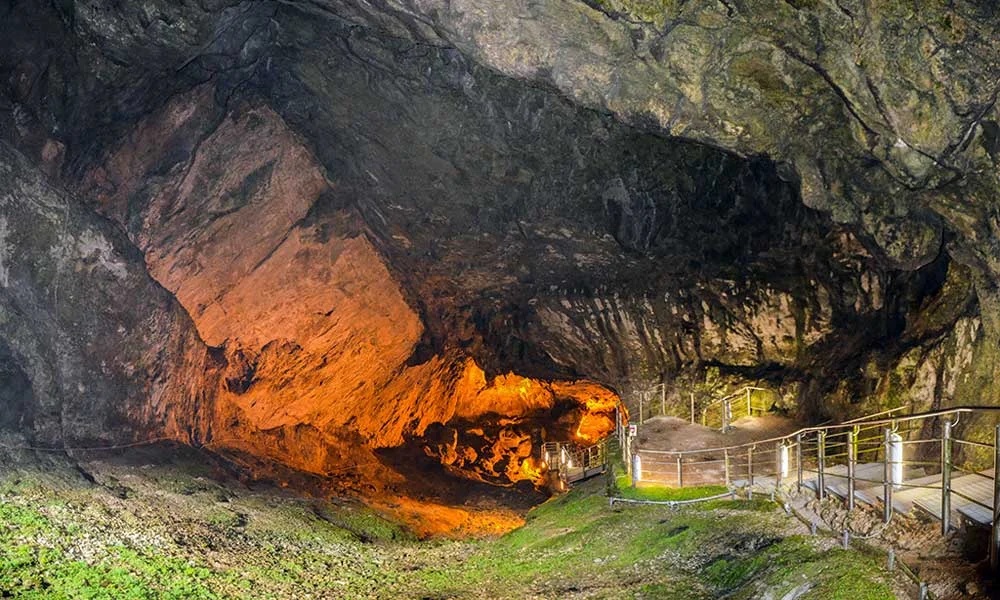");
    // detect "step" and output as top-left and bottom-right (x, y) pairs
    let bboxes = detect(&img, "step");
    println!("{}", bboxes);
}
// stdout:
(958, 504), (993, 527)
(912, 470), (995, 527)
(565, 464), (607, 483)
(801, 463), (929, 508)
(822, 463), (890, 503)
(858, 471), (946, 514)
